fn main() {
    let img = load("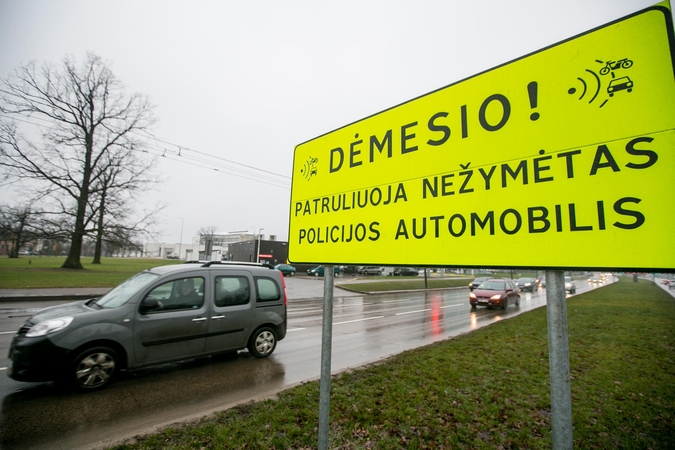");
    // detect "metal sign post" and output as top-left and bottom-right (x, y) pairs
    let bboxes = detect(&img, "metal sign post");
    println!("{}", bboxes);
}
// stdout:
(546, 270), (573, 449)
(318, 266), (335, 450)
